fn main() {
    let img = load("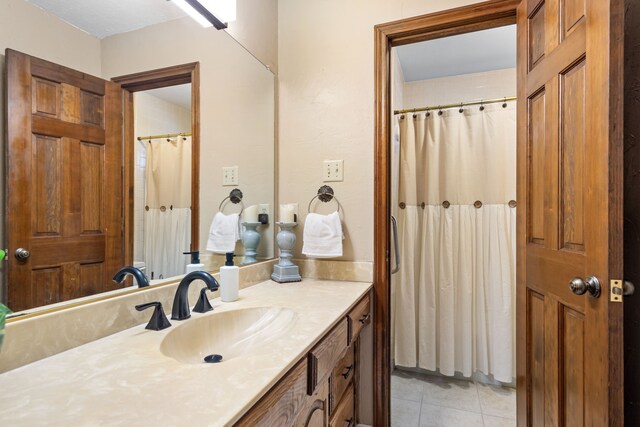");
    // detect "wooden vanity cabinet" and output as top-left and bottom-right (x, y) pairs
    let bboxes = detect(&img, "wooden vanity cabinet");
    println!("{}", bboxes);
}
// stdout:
(294, 381), (329, 427)
(237, 292), (370, 427)
(329, 383), (355, 427)
(235, 359), (309, 426)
